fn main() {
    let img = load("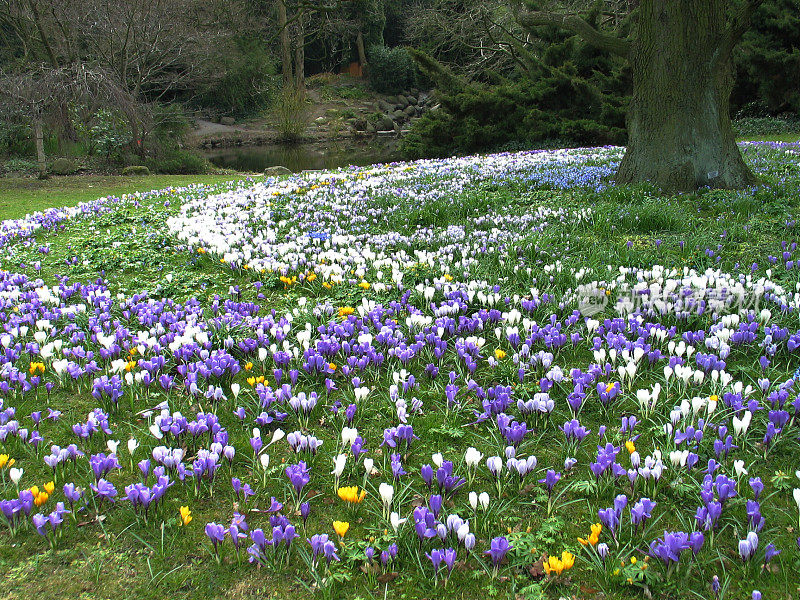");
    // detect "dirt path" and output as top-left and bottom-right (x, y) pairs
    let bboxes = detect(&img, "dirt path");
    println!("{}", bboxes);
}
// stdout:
(192, 120), (254, 137)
